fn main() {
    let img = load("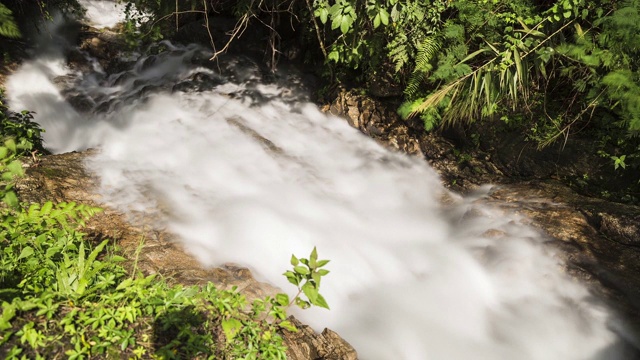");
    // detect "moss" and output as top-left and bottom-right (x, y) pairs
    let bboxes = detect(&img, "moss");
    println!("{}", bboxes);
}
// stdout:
(39, 167), (66, 178)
